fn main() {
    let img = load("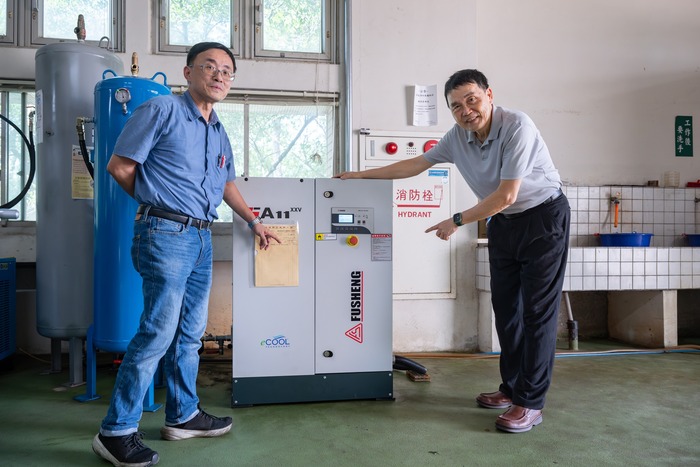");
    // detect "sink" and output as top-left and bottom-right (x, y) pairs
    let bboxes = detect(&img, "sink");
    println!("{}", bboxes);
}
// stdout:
(598, 233), (653, 247)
